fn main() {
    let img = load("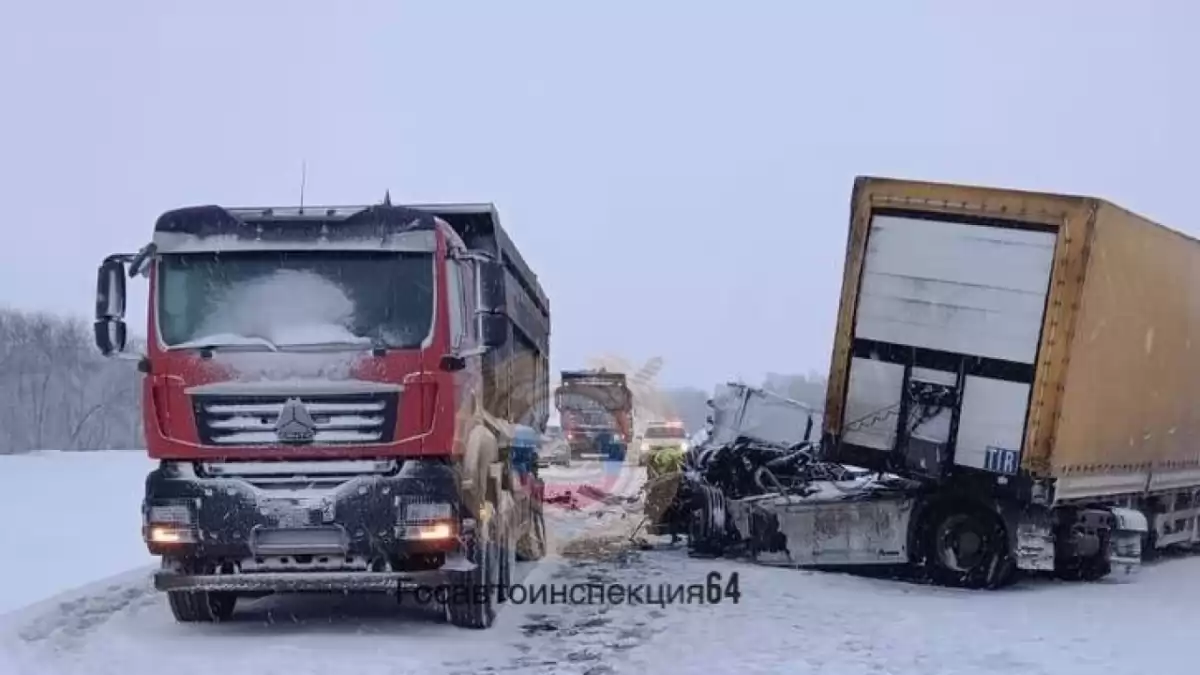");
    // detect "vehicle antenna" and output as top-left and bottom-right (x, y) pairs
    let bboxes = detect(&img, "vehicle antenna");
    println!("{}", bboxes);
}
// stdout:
(299, 160), (307, 213)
